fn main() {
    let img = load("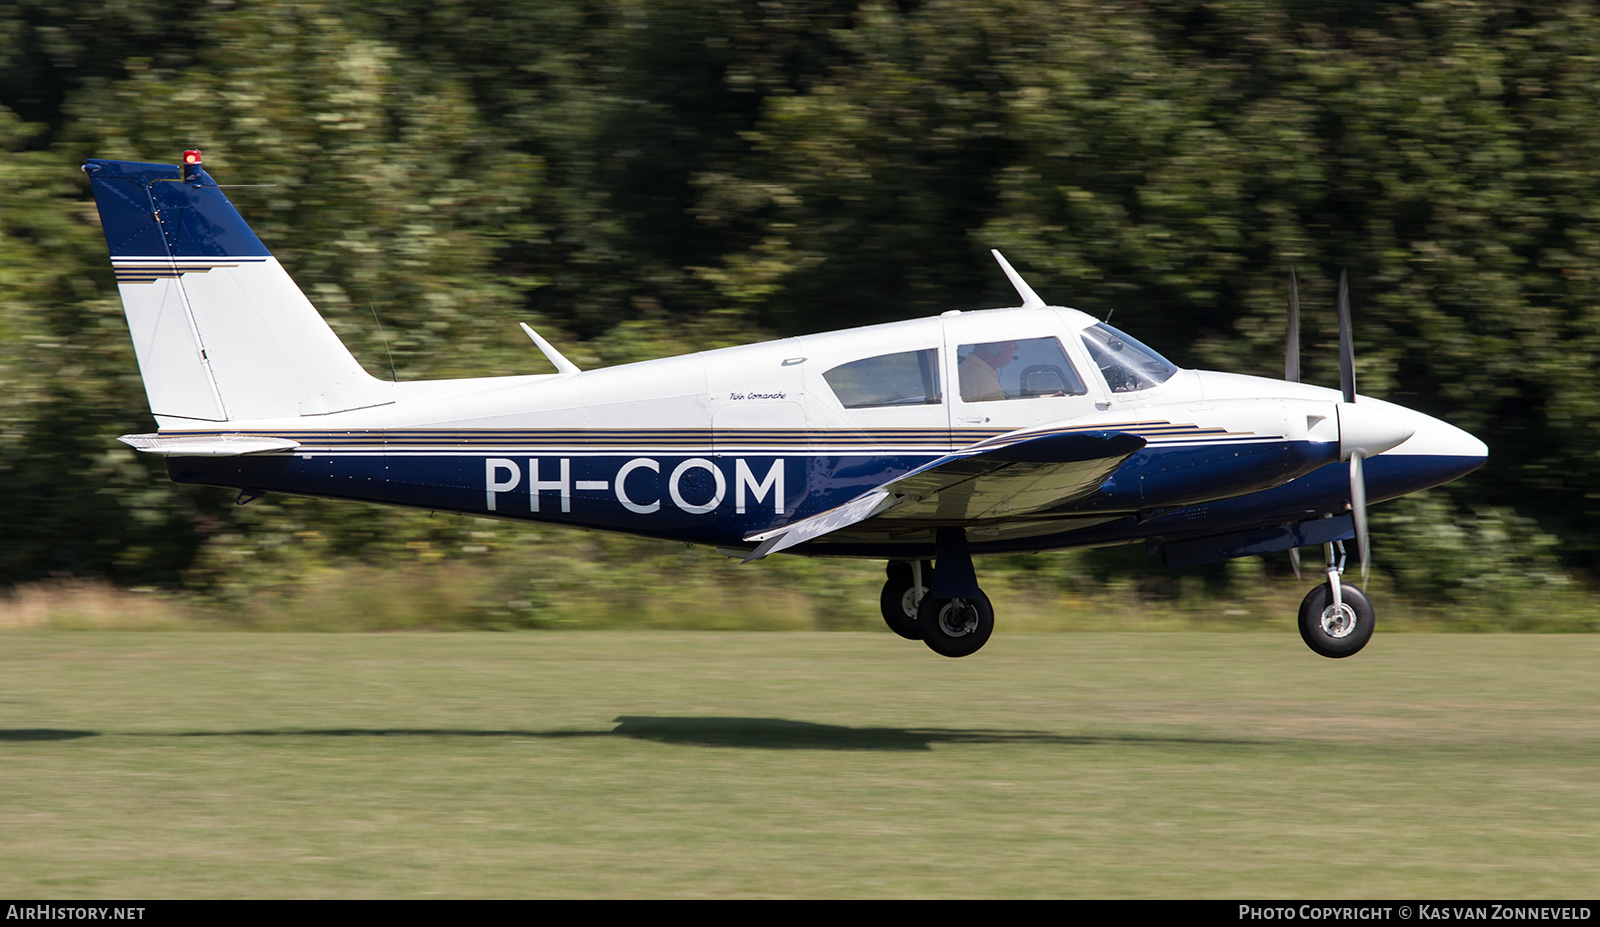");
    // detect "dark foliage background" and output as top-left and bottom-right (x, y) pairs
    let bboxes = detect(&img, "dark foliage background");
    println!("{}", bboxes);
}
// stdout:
(0, 1), (1589, 617)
